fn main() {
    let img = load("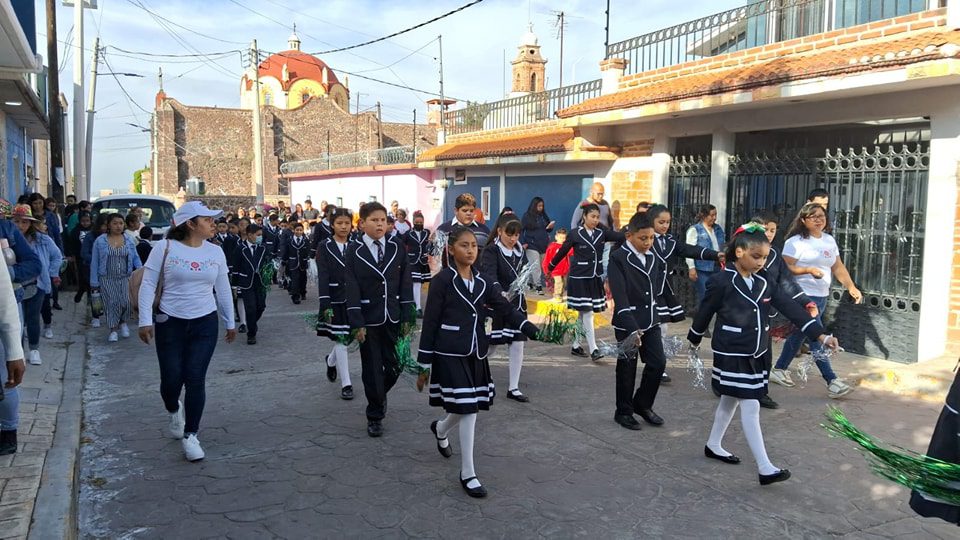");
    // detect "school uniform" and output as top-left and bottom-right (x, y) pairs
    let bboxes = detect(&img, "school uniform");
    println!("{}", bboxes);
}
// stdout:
(909, 367), (960, 523)
(344, 234), (415, 422)
(479, 240), (528, 344)
(607, 244), (669, 418)
(651, 233), (719, 322)
(310, 220), (333, 258)
(232, 240), (268, 339)
(688, 268), (824, 399)
(547, 226), (624, 313)
(348, 229), (364, 244)
(404, 227), (432, 282)
(417, 267), (538, 414)
(316, 238), (351, 342)
(208, 232), (228, 247)
(262, 224), (282, 259)
(280, 233), (310, 300)
(435, 219), (491, 267)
